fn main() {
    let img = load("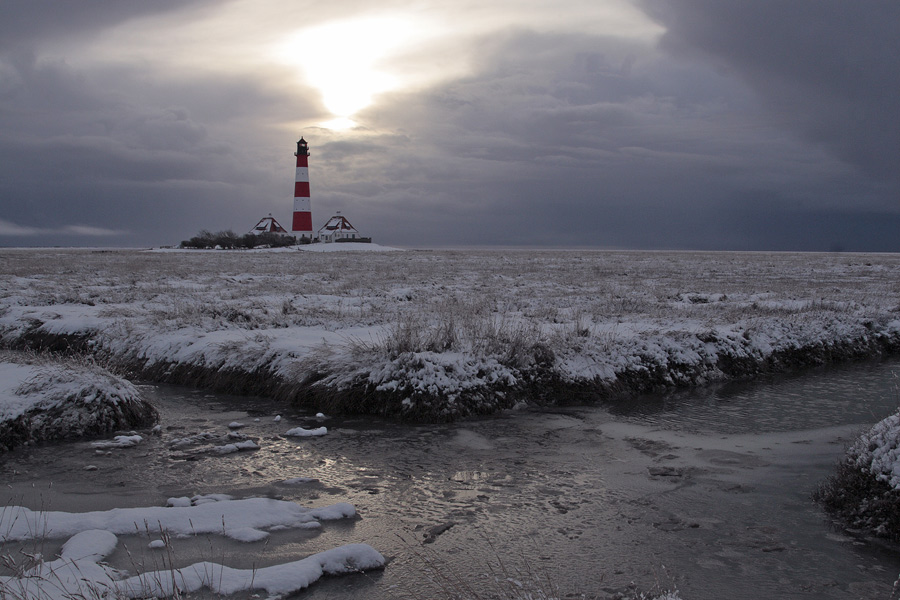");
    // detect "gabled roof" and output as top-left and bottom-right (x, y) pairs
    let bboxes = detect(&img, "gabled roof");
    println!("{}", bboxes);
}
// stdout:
(250, 214), (288, 234)
(318, 215), (358, 235)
